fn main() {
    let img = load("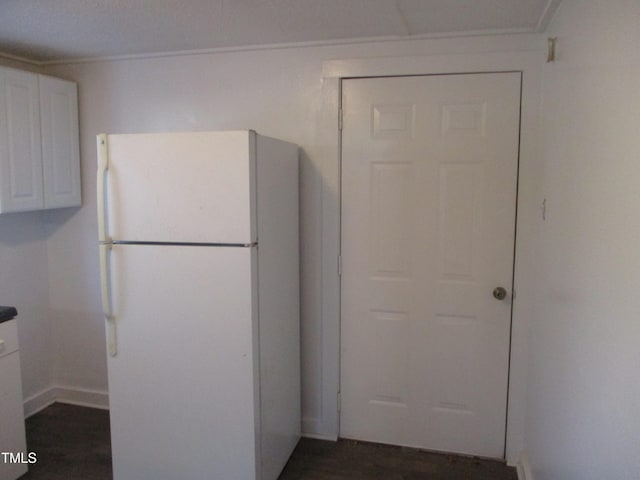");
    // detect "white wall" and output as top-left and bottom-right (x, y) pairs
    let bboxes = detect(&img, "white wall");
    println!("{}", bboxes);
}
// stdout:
(524, 1), (640, 478)
(0, 58), (55, 410)
(42, 33), (544, 438)
(0, 212), (54, 405)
